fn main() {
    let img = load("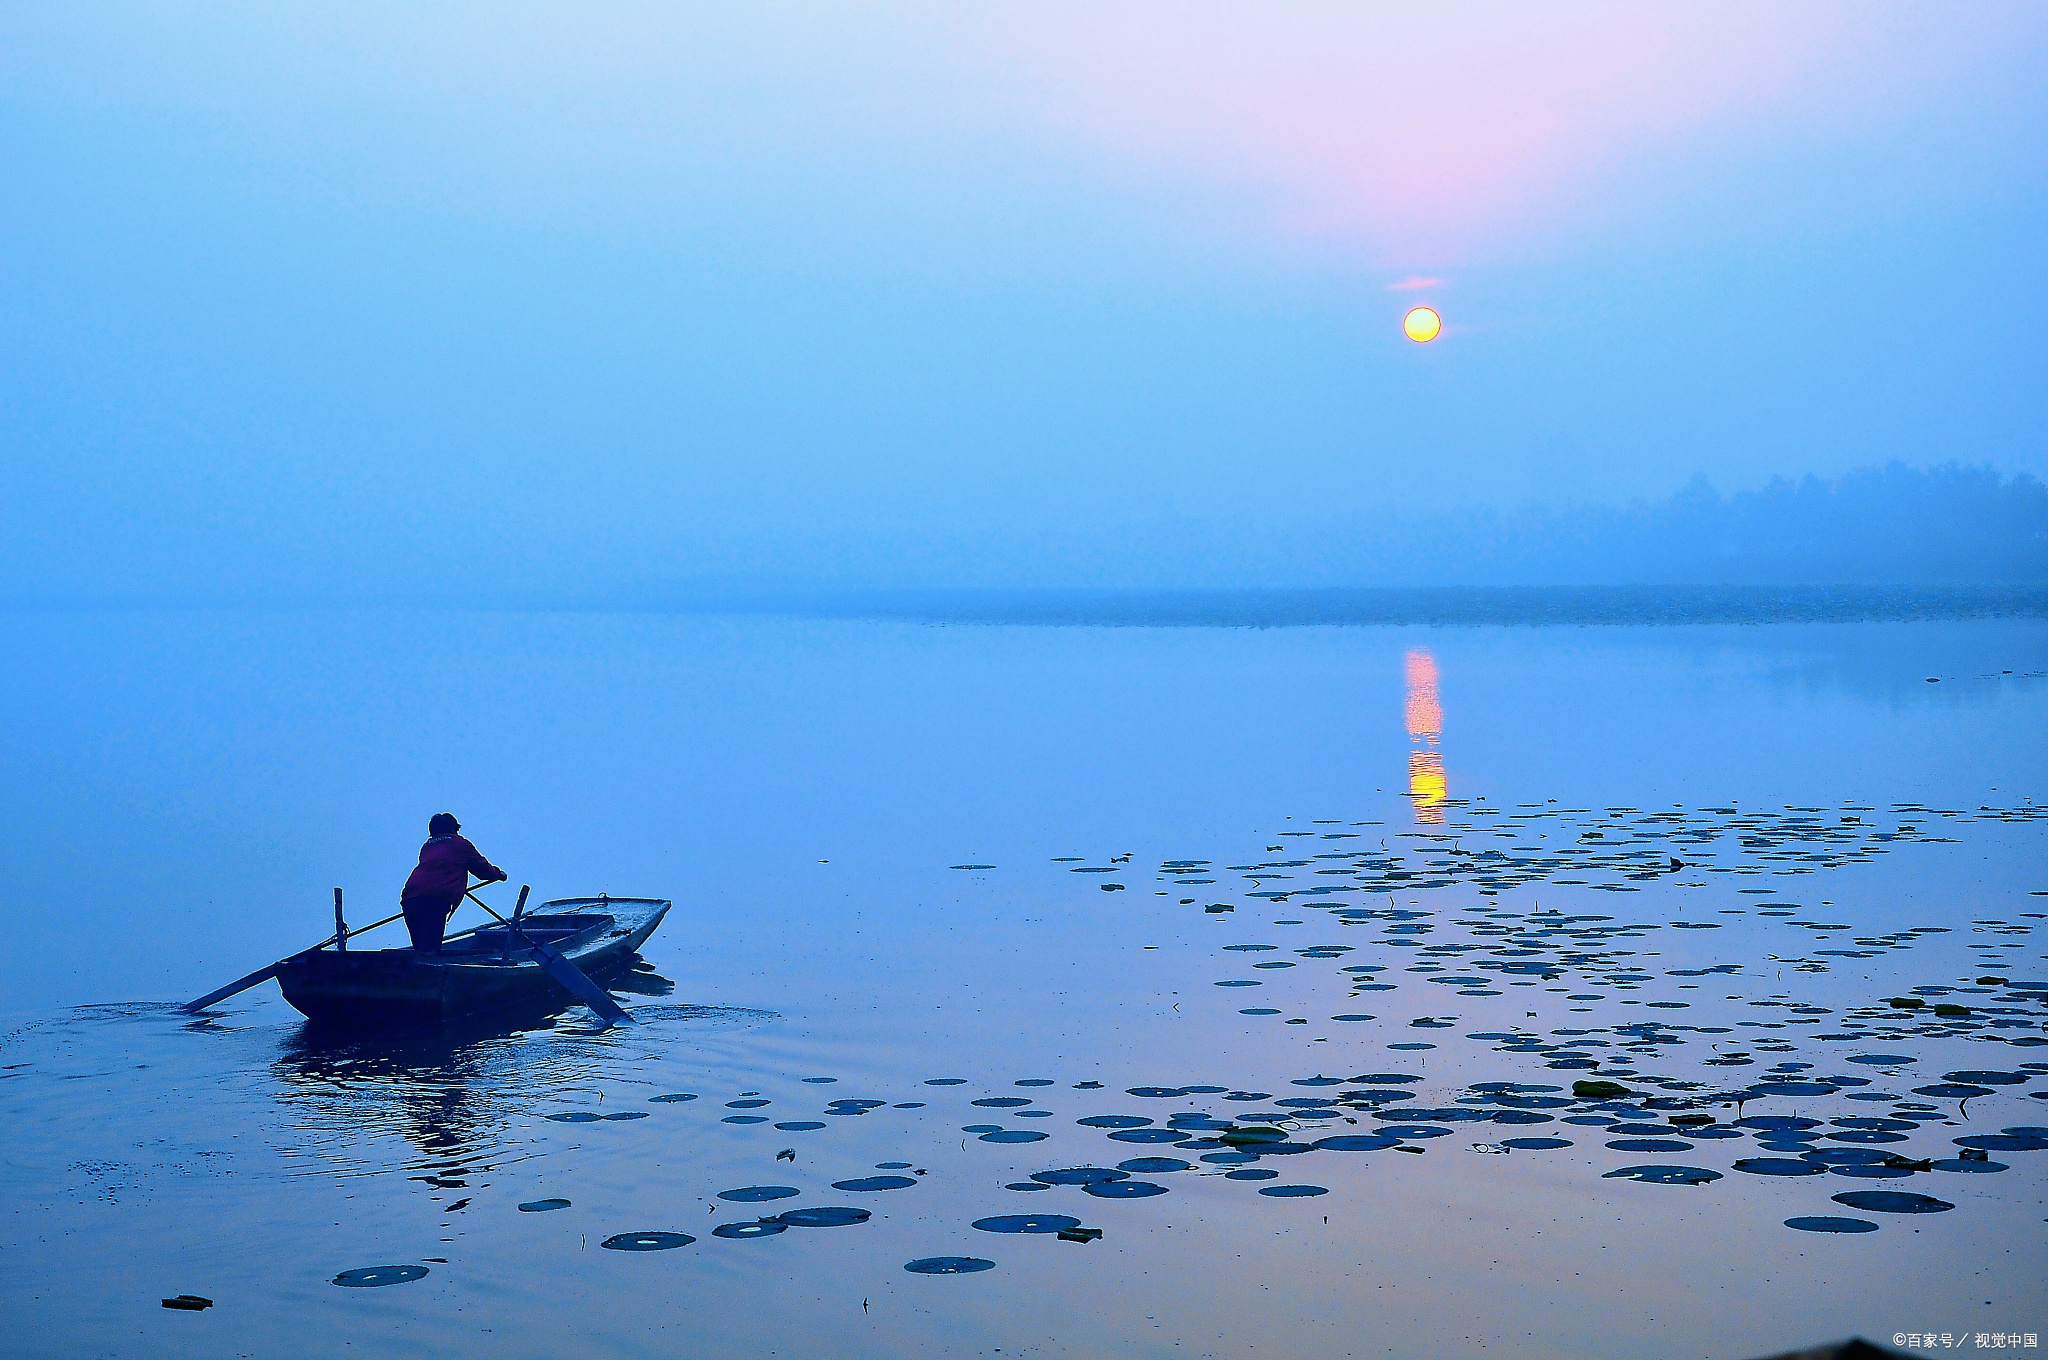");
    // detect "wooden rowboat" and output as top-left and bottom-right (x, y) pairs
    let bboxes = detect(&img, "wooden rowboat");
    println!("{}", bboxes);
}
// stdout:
(276, 895), (670, 1025)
